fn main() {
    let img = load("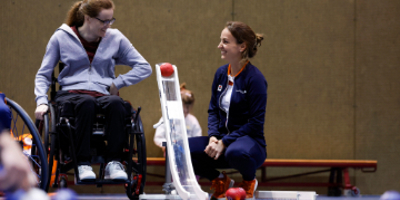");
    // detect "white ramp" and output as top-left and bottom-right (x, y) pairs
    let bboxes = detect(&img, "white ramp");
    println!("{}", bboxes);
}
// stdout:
(255, 191), (318, 200)
(153, 63), (208, 200)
